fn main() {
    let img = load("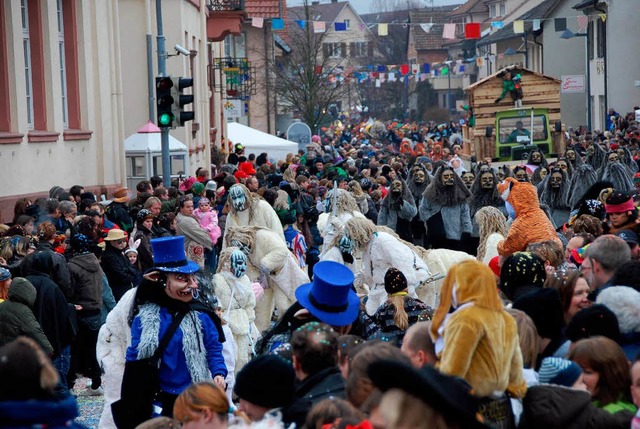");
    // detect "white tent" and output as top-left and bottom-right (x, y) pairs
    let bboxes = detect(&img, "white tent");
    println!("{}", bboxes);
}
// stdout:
(227, 122), (298, 162)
